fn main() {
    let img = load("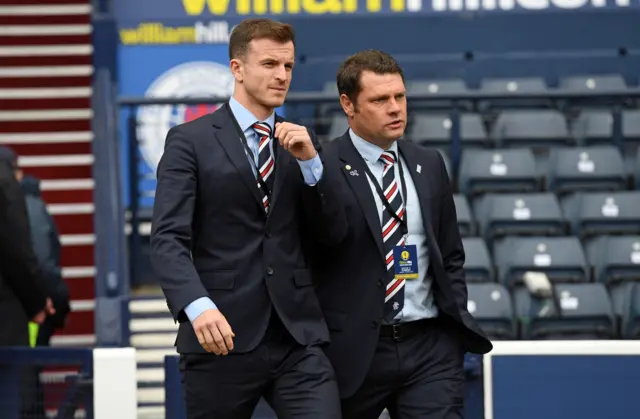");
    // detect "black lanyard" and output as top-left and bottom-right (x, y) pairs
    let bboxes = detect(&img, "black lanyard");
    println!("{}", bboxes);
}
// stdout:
(226, 102), (274, 201)
(361, 153), (409, 238)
